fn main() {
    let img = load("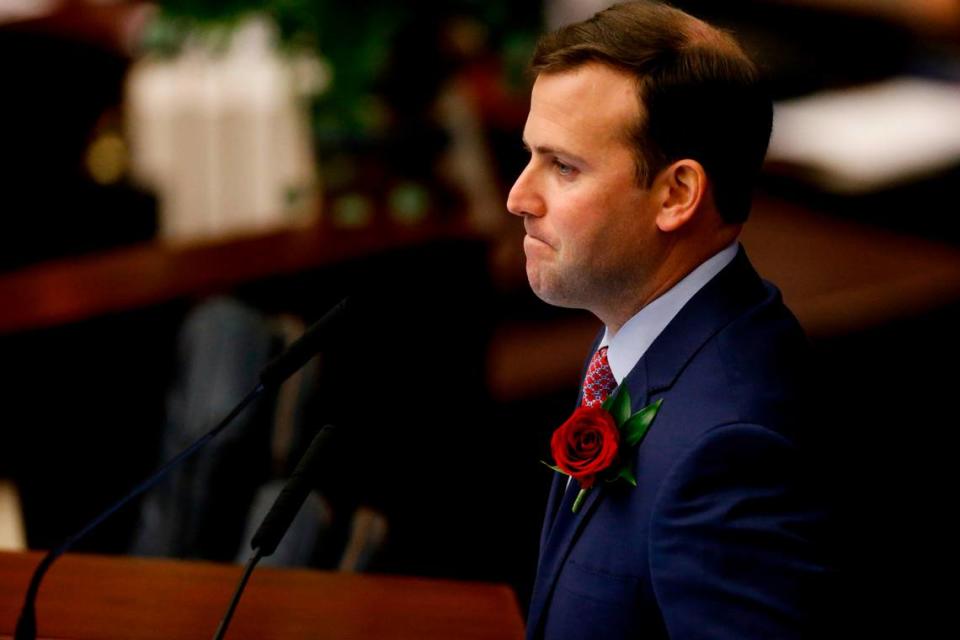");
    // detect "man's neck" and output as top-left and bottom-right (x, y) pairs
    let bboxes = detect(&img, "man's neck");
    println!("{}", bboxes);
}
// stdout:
(602, 233), (740, 336)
